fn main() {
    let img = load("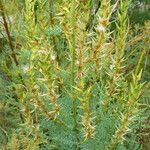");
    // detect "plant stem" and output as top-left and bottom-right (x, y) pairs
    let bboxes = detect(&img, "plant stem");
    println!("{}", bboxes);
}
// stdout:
(0, 0), (26, 124)
(70, 1), (80, 149)
(0, 0), (18, 66)
(70, 0), (76, 86)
